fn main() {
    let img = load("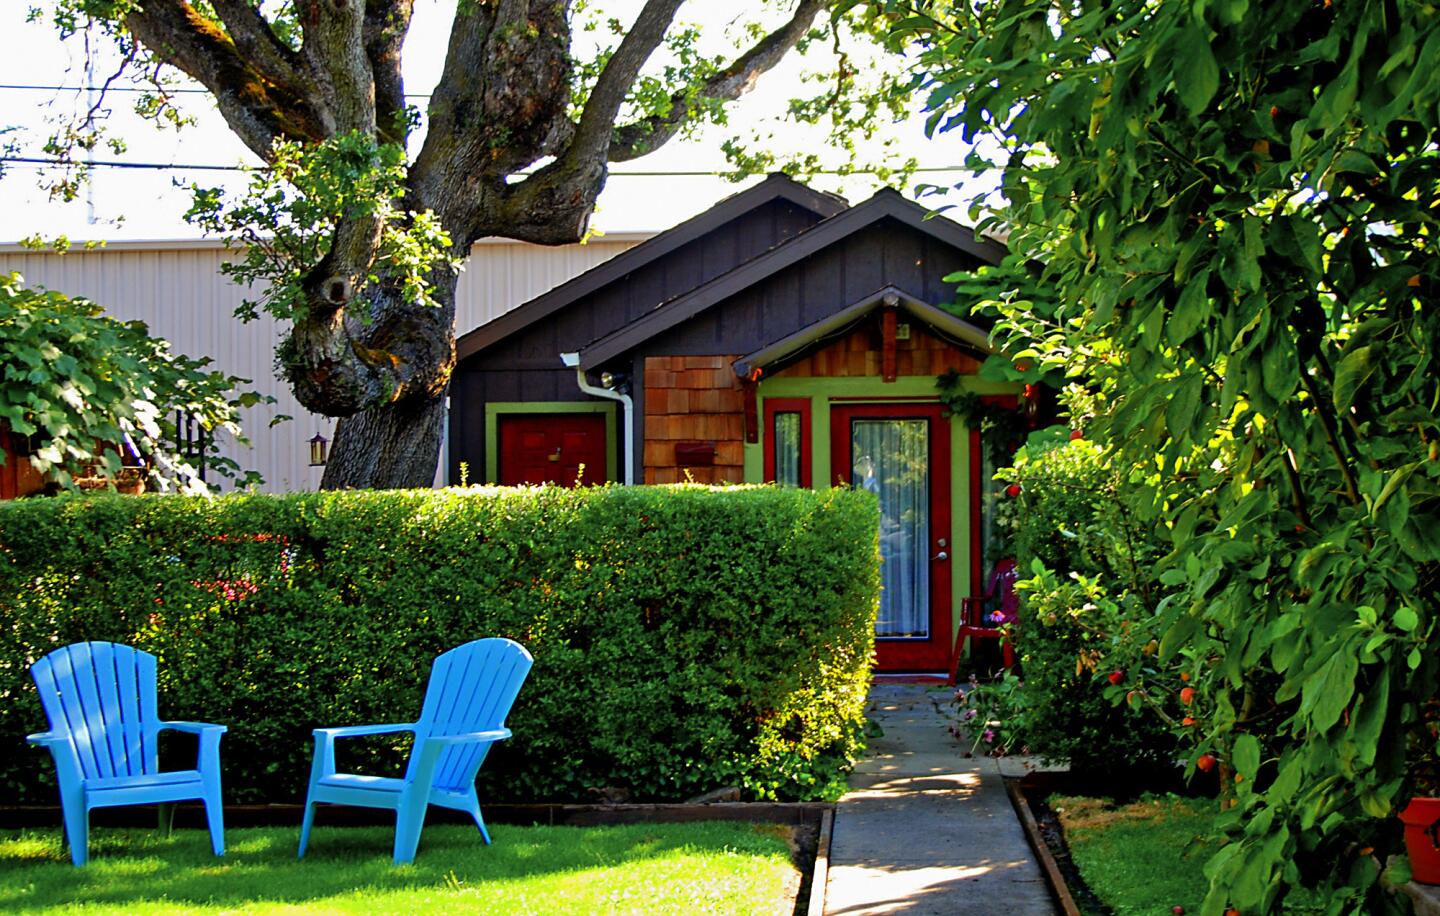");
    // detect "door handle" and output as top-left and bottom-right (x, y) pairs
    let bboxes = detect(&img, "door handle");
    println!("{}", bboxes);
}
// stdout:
(934, 551), (949, 562)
